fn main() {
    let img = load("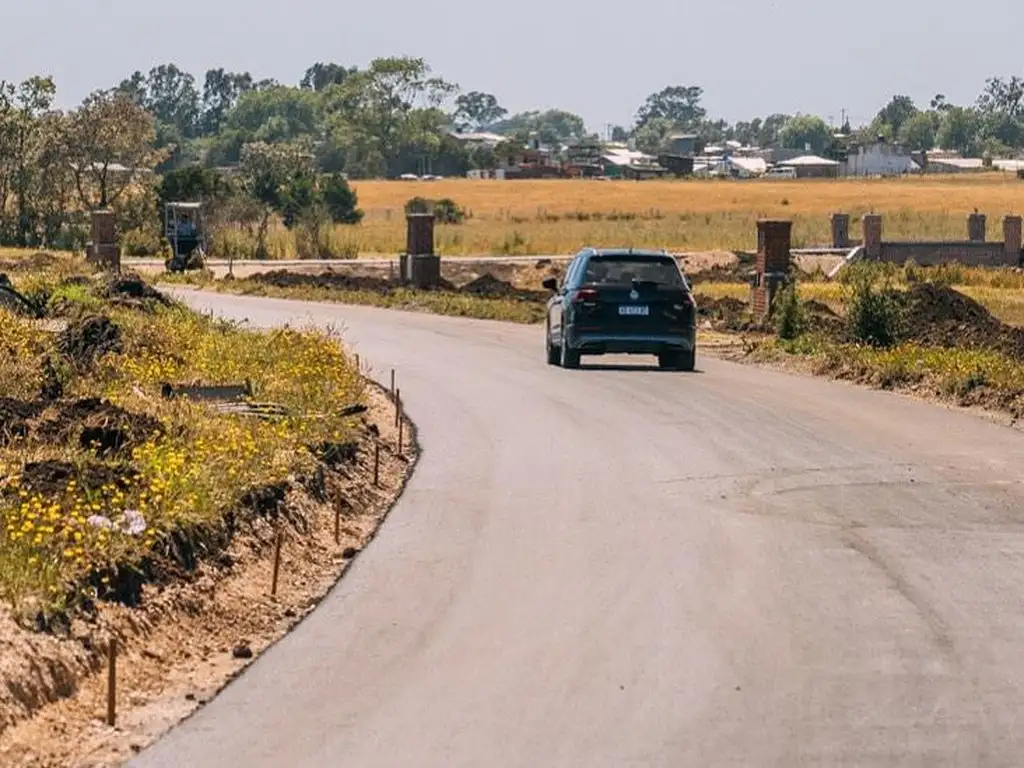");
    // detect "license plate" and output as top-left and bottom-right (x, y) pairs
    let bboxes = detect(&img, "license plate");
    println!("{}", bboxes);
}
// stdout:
(619, 305), (649, 316)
